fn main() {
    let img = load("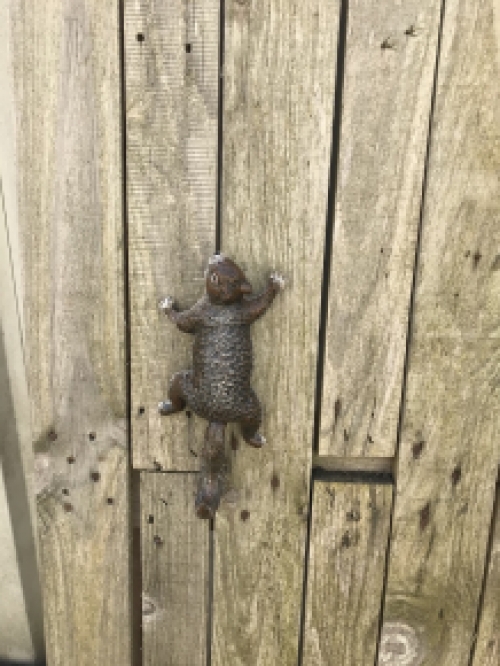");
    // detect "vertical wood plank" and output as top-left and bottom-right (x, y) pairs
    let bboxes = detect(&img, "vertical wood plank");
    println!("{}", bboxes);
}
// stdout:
(319, 0), (442, 458)
(140, 472), (210, 666)
(0, 2), (45, 659)
(125, 0), (220, 471)
(471, 484), (500, 666)
(303, 480), (393, 666)
(378, 1), (500, 664)
(213, 2), (339, 664)
(11, 1), (132, 664)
